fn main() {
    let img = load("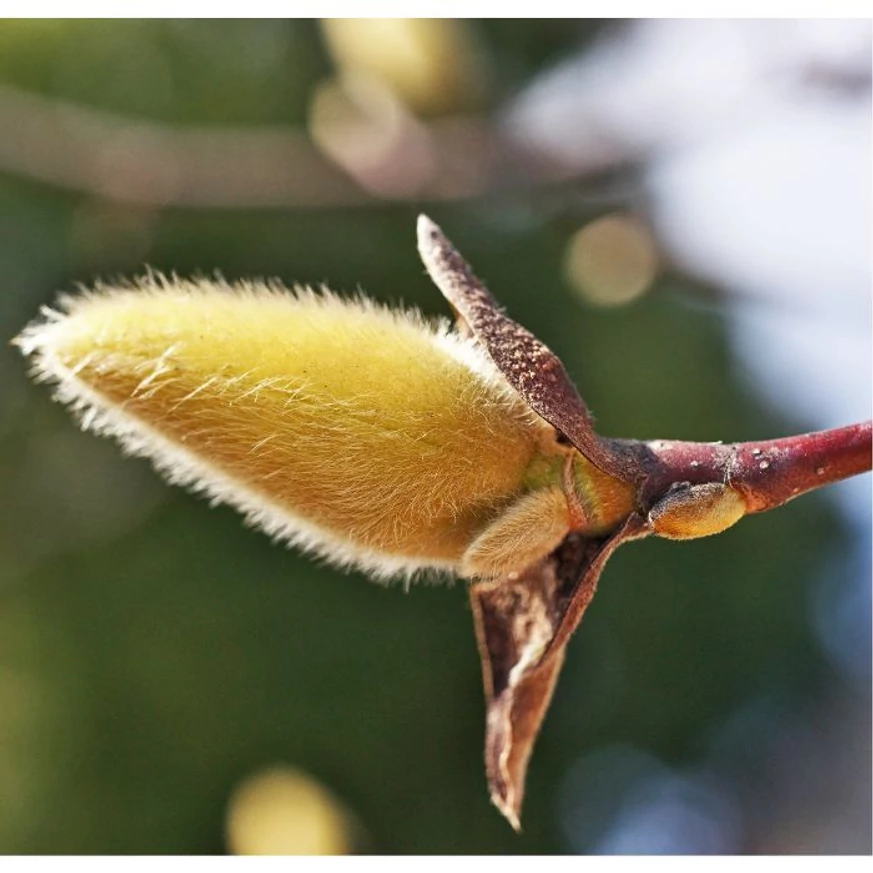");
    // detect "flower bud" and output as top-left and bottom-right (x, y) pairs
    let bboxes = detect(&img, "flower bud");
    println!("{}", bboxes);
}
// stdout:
(16, 277), (578, 580)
